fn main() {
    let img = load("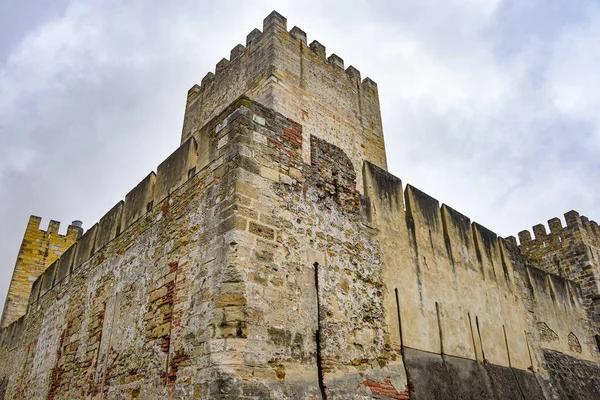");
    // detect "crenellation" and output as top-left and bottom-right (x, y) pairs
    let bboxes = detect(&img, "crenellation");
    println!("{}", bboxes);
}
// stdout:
(73, 224), (98, 270)
(263, 10), (287, 32)
(289, 26), (306, 44)
(39, 261), (57, 298)
(229, 44), (246, 60)
(96, 201), (124, 250)
(2, 11), (600, 399)
(345, 65), (361, 82)
(187, 83), (200, 96)
(246, 28), (262, 47)
(519, 230), (533, 244)
(1, 215), (79, 327)
(6, 317), (23, 350)
(154, 138), (197, 204)
(54, 243), (76, 284)
(122, 172), (156, 229)
(533, 224), (548, 241)
(441, 205), (472, 248)
(505, 235), (518, 247)
(327, 53), (344, 69)
(28, 275), (42, 305)
(548, 217), (563, 234)
(201, 71), (215, 87)
(309, 40), (326, 58)
(361, 77), (378, 95)
(47, 220), (60, 234)
(215, 57), (230, 75)
(591, 220), (600, 237)
(565, 210), (582, 228)
(405, 184), (441, 230)
(66, 223), (83, 239)
(472, 222), (502, 280)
